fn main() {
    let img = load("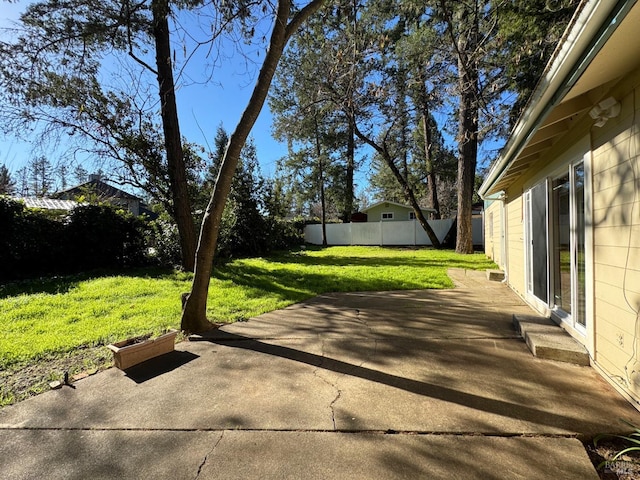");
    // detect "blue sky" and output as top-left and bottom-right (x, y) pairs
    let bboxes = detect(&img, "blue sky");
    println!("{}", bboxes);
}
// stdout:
(1, 1), (503, 205)
(0, 1), (289, 182)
